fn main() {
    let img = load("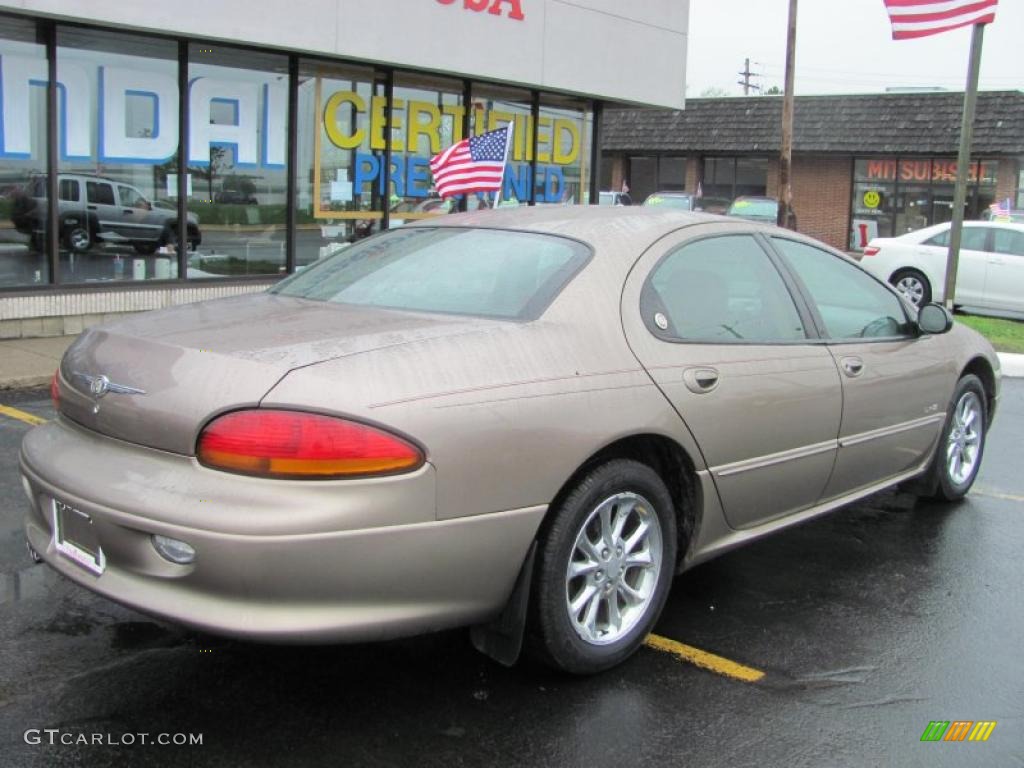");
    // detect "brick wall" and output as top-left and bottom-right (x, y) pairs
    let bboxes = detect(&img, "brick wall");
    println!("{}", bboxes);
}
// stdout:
(790, 155), (852, 251)
(995, 158), (1020, 207)
(764, 155), (852, 250)
(686, 157), (700, 192)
